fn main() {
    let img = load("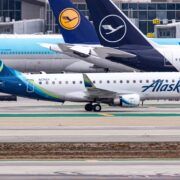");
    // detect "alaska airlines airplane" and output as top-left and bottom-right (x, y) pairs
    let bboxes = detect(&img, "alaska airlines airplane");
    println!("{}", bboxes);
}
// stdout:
(48, 0), (180, 72)
(0, 34), (106, 73)
(0, 61), (180, 112)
